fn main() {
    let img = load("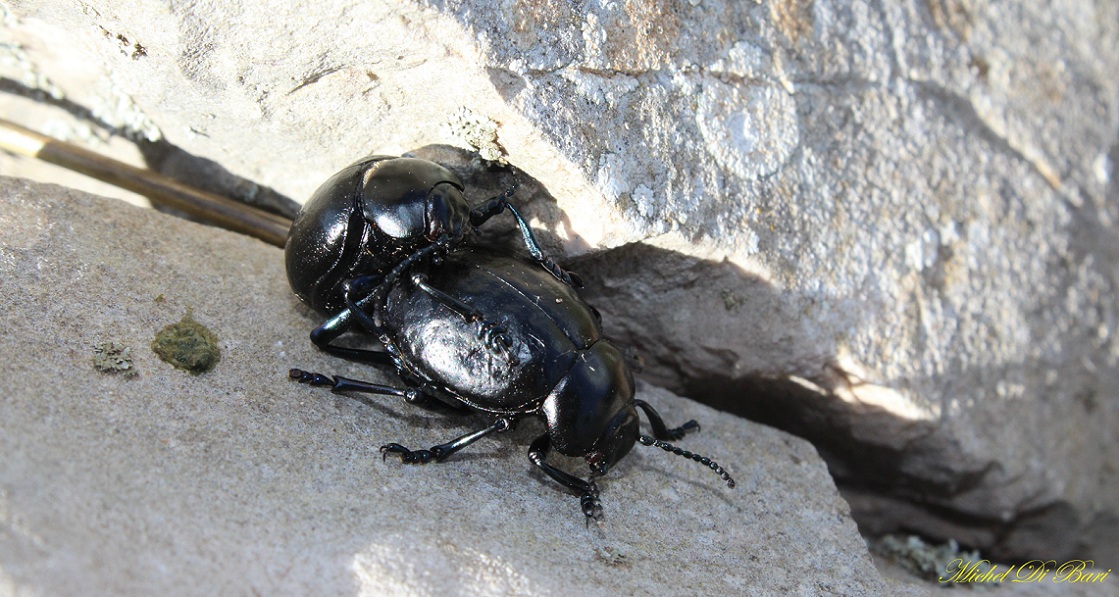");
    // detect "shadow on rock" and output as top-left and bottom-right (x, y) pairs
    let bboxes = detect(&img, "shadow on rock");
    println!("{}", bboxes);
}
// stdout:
(566, 238), (1117, 565)
(0, 77), (300, 220)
